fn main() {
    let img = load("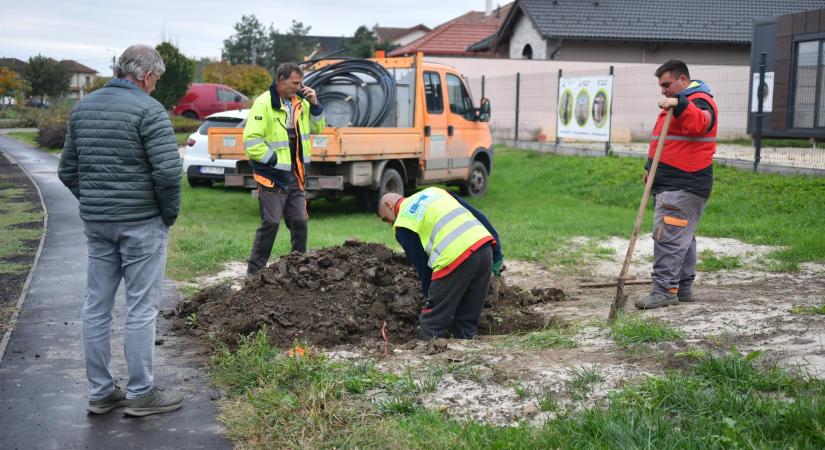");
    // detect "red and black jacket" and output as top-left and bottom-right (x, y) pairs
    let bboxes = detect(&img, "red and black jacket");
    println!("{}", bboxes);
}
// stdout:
(645, 83), (718, 199)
